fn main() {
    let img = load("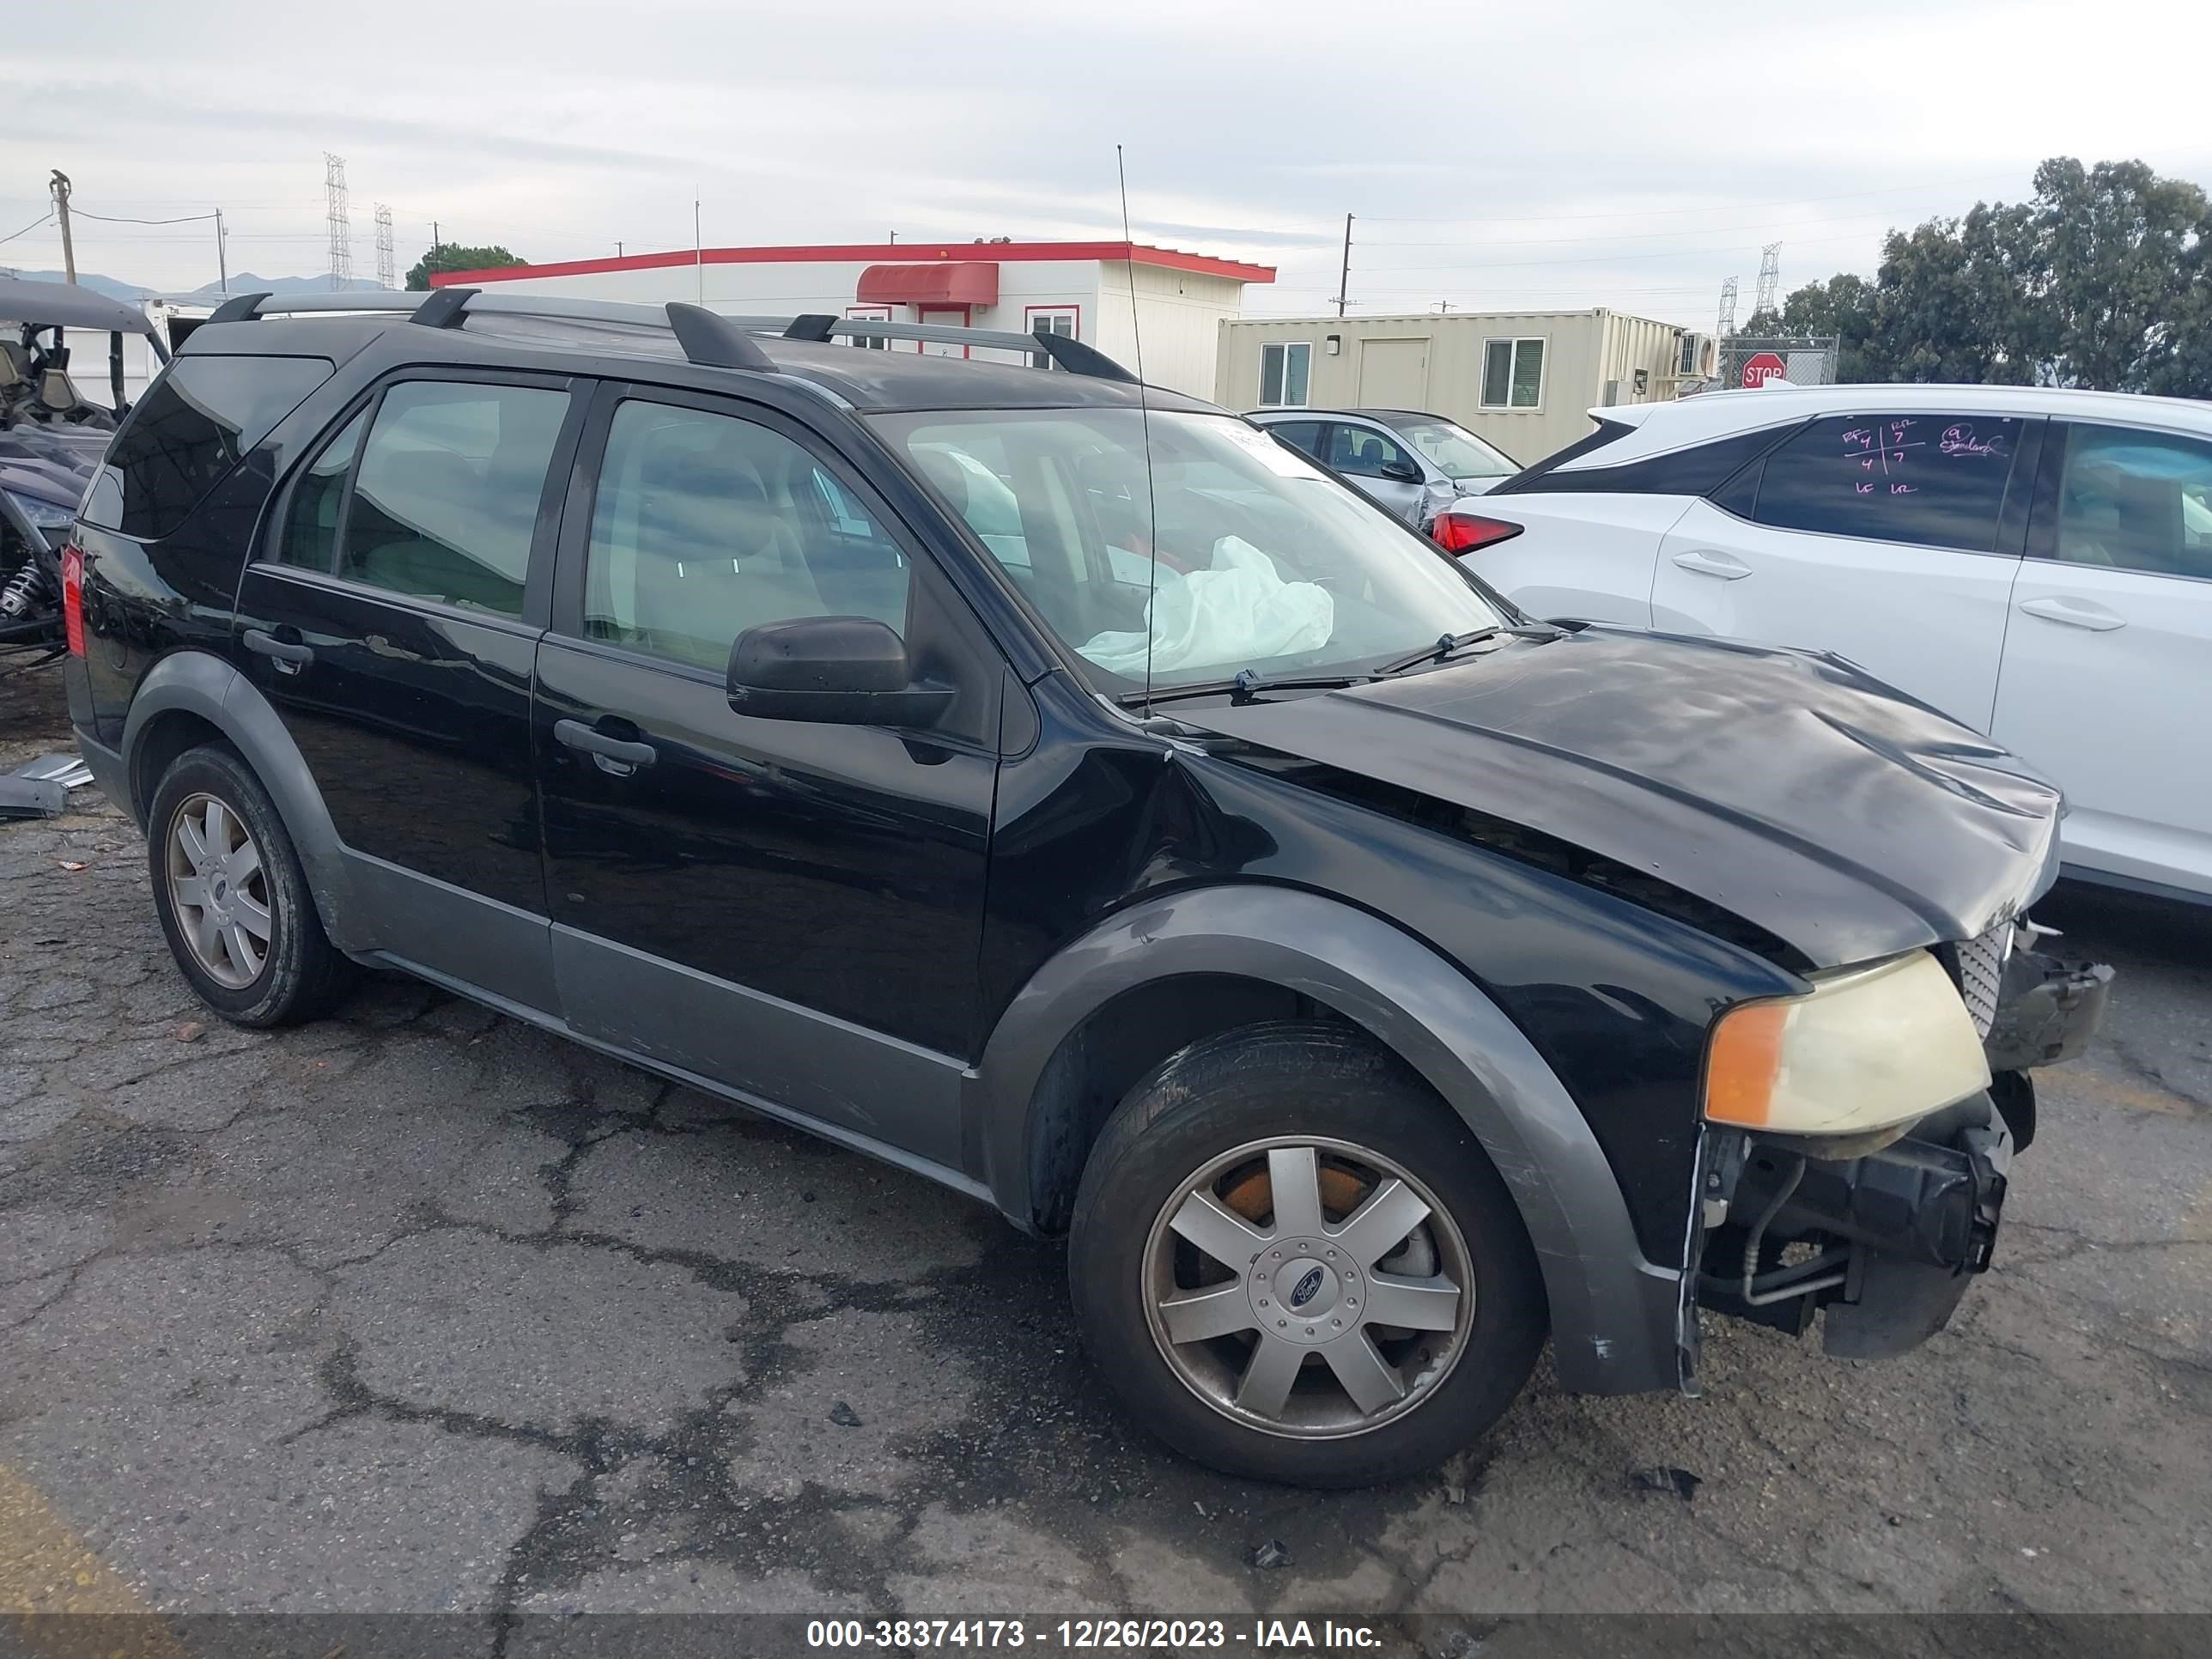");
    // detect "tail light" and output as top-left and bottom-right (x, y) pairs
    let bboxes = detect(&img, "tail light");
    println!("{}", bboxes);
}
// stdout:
(1429, 511), (1524, 556)
(60, 544), (86, 657)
